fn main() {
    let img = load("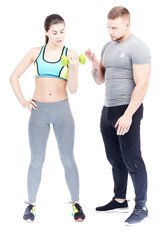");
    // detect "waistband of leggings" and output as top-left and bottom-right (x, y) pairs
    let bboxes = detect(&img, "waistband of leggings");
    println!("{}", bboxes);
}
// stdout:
(34, 98), (69, 105)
